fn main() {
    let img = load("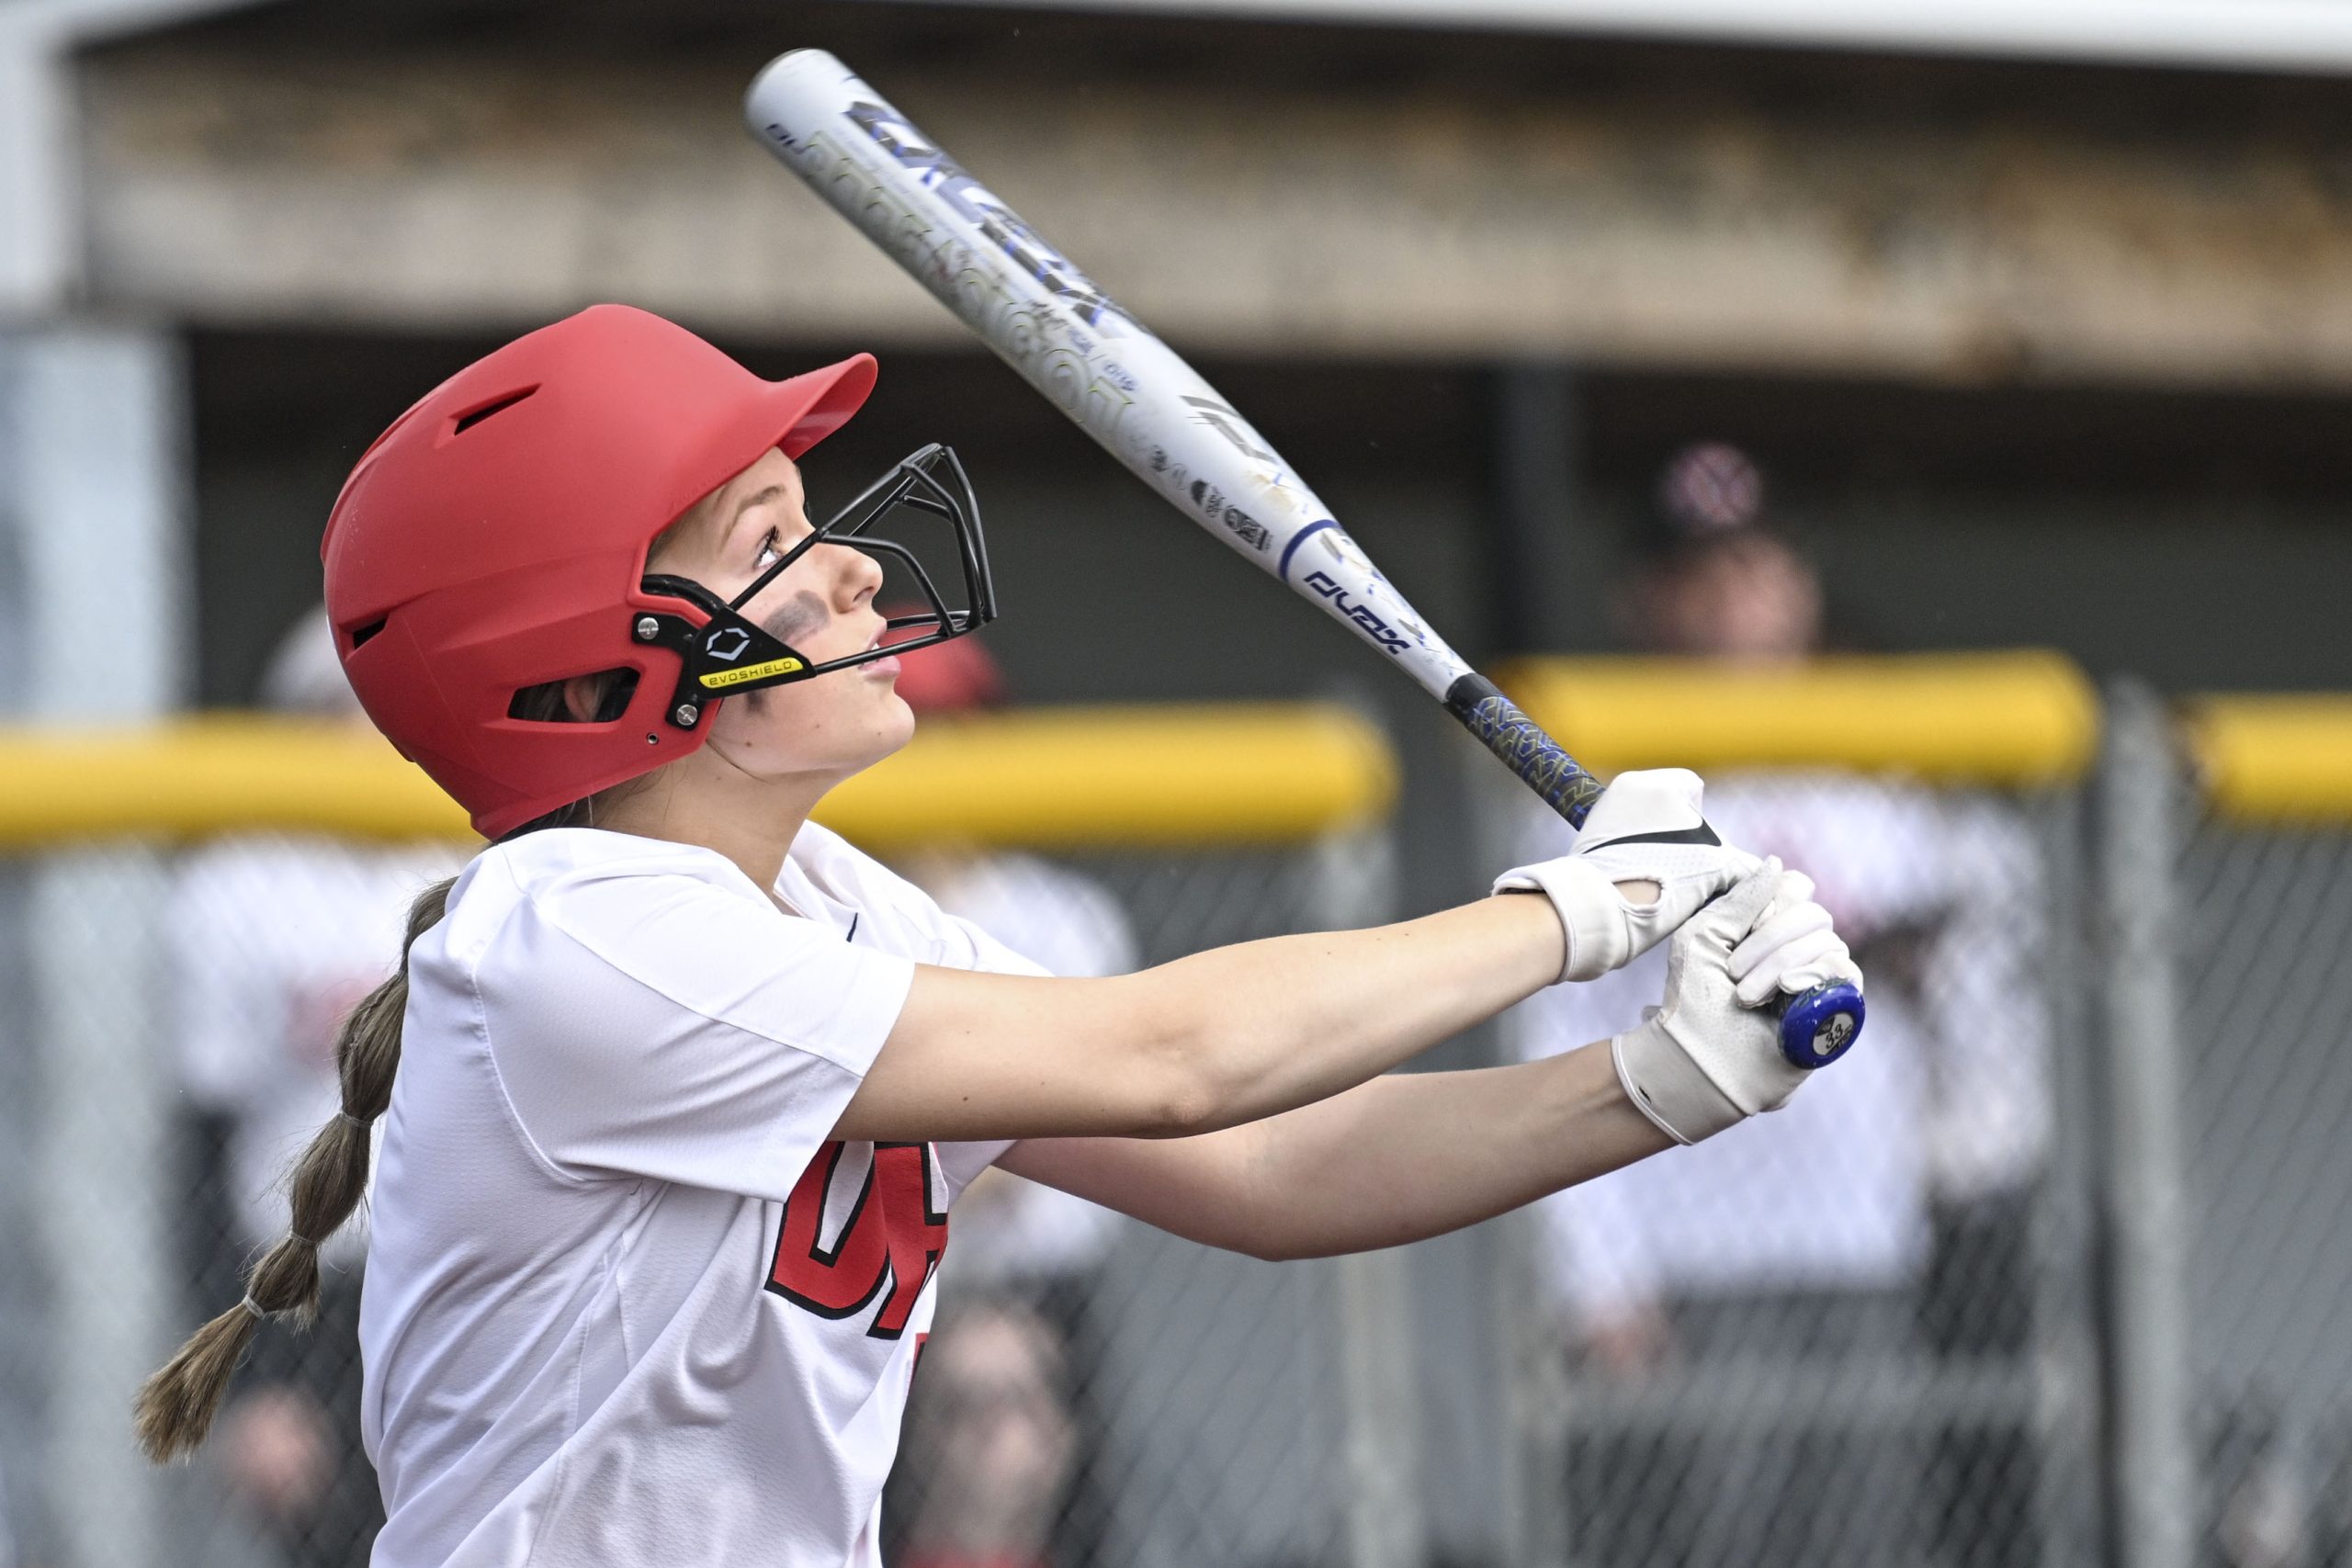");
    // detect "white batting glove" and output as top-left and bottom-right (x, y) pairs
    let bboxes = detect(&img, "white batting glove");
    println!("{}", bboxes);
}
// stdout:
(1729, 869), (1860, 1007)
(1614, 859), (1864, 1145)
(1494, 768), (1760, 982)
